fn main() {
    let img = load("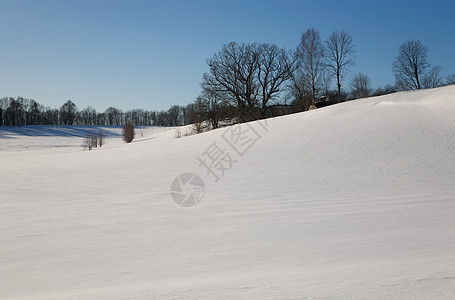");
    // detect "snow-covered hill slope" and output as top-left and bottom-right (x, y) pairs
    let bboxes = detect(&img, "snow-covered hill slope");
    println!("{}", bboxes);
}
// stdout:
(1, 86), (455, 299)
